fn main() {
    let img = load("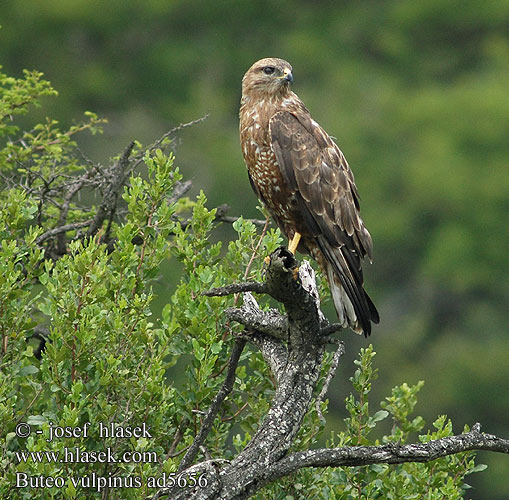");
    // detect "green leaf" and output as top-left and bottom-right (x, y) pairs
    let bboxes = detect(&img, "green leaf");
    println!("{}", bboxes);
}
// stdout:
(468, 463), (488, 474)
(210, 341), (223, 355)
(19, 365), (39, 376)
(372, 410), (389, 423)
(27, 415), (47, 425)
(192, 338), (205, 361)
